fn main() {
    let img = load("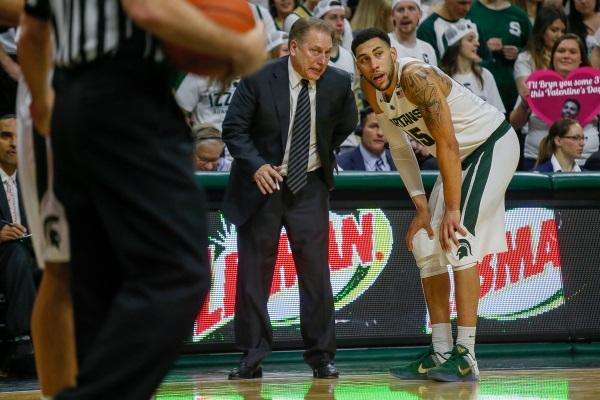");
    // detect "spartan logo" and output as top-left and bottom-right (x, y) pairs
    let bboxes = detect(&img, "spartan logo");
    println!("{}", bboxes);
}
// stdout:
(456, 238), (472, 260)
(43, 215), (61, 249)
